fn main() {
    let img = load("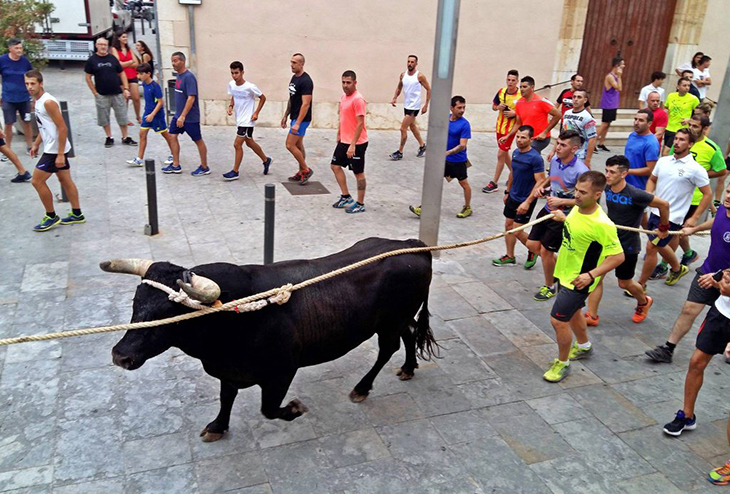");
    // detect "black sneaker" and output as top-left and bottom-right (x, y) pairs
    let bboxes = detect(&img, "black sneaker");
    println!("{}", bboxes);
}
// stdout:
(105, 137), (114, 148)
(645, 344), (673, 363)
(299, 168), (313, 185)
(417, 144), (427, 158)
(263, 157), (272, 175)
(663, 410), (697, 436)
(122, 137), (138, 146)
(649, 263), (669, 280)
(11, 171), (31, 183)
(680, 250), (699, 266)
(482, 181), (499, 194)
(597, 144), (611, 152)
(389, 150), (403, 161)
